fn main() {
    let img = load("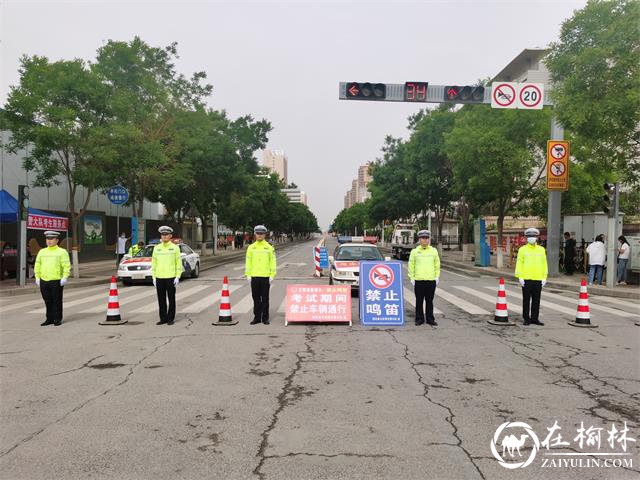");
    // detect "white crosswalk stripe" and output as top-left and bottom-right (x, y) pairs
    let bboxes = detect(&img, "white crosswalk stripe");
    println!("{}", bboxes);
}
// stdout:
(277, 296), (287, 313)
(182, 284), (242, 313)
(590, 295), (639, 310)
(501, 287), (580, 317)
(2, 285), (107, 313)
(454, 286), (521, 314)
(232, 291), (255, 314)
(403, 287), (443, 314)
(81, 287), (158, 313)
(30, 287), (144, 314)
(434, 288), (491, 315)
(129, 284), (210, 314)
